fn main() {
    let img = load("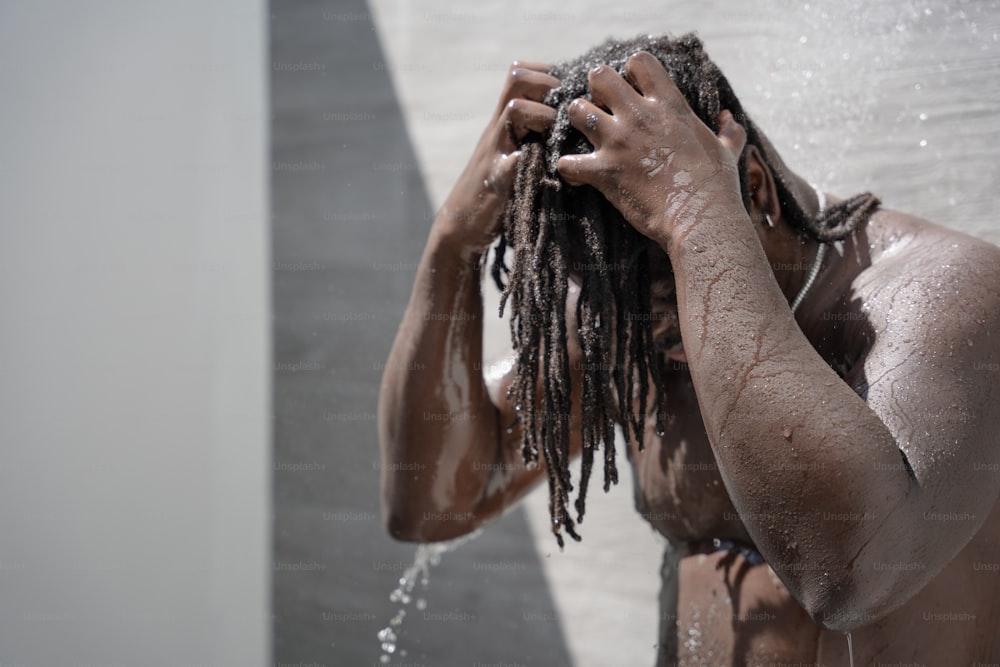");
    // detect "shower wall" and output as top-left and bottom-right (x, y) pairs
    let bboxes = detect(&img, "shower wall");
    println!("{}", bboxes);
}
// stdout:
(0, 1), (270, 665)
